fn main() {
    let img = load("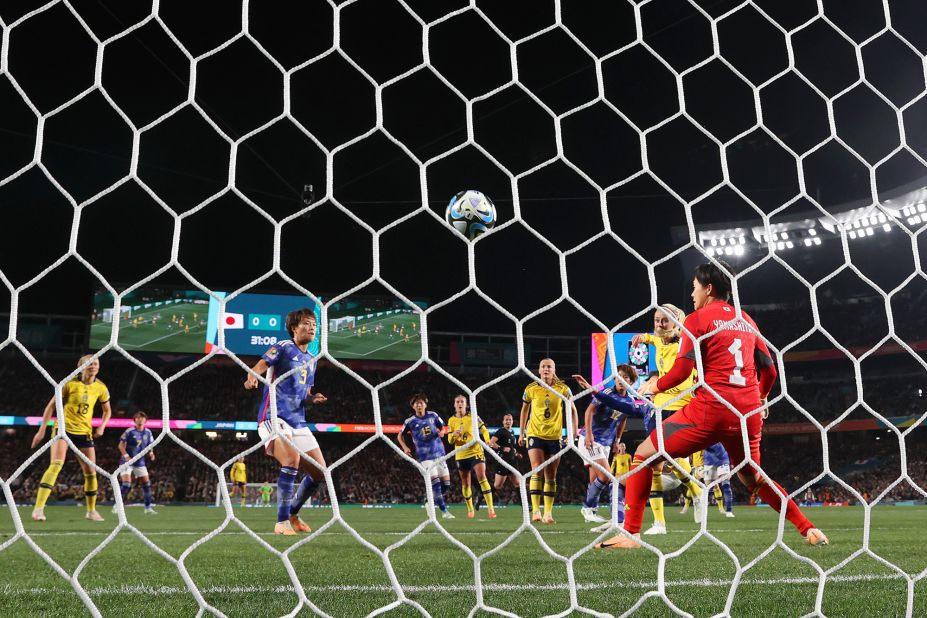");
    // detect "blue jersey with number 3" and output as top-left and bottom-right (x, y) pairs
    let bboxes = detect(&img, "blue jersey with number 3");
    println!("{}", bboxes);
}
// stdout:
(257, 340), (318, 428)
